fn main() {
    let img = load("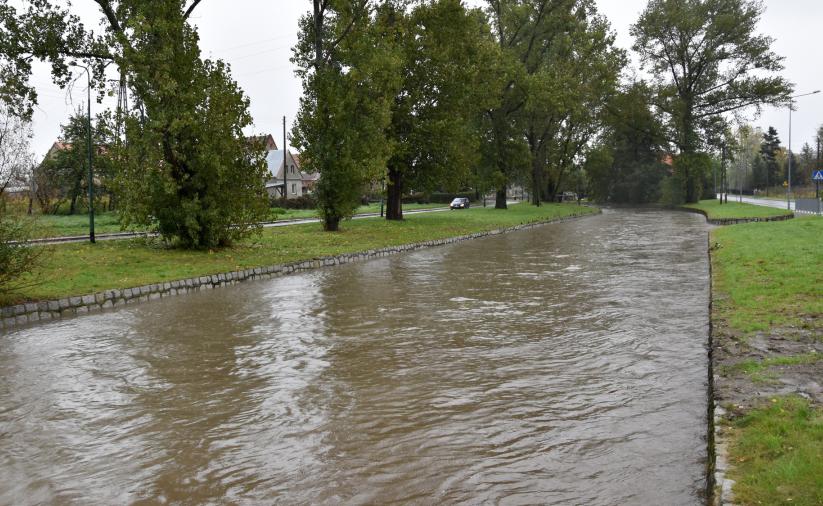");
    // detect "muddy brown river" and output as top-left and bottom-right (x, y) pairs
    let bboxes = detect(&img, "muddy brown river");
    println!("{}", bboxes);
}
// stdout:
(0, 208), (710, 505)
